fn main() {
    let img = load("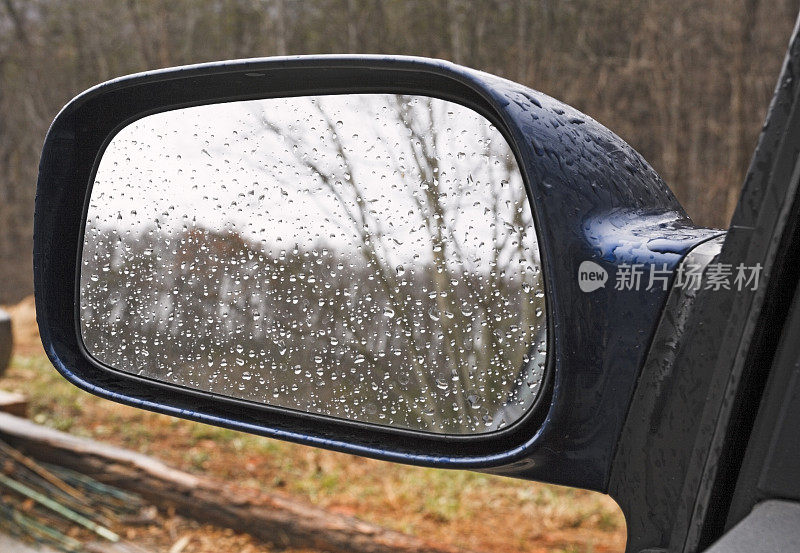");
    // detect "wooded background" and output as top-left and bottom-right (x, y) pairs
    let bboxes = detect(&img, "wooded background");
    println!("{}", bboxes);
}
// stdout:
(1, 0), (797, 304)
